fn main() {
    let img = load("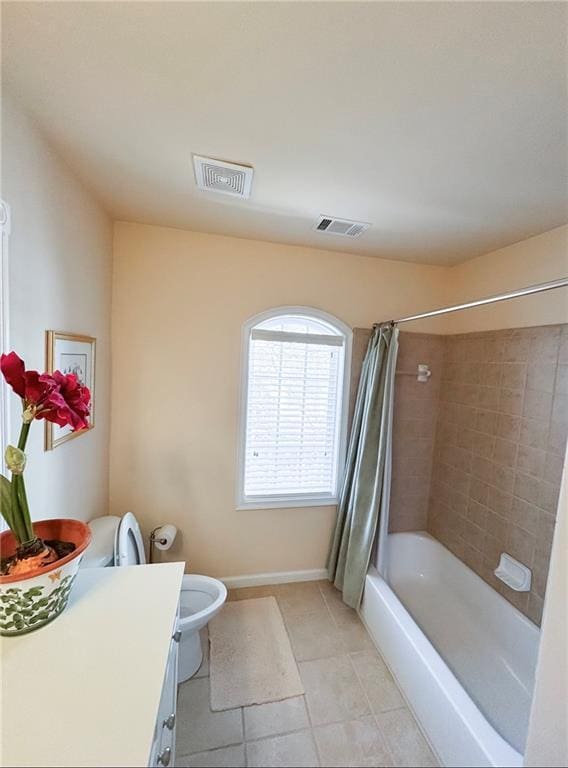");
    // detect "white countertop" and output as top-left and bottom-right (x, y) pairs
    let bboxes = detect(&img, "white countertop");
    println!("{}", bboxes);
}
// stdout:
(1, 562), (184, 767)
